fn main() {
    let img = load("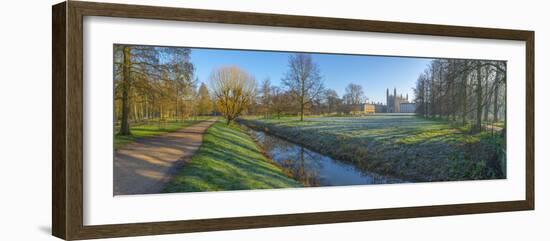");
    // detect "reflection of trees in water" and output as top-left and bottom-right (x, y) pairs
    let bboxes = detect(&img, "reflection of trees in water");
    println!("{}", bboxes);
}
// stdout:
(280, 146), (321, 187)
(252, 131), (320, 185)
(251, 130), (400, 186)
